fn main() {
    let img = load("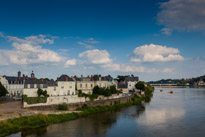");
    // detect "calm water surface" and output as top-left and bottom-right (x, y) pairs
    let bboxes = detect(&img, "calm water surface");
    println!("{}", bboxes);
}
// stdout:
(10, 88), (205, 137)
